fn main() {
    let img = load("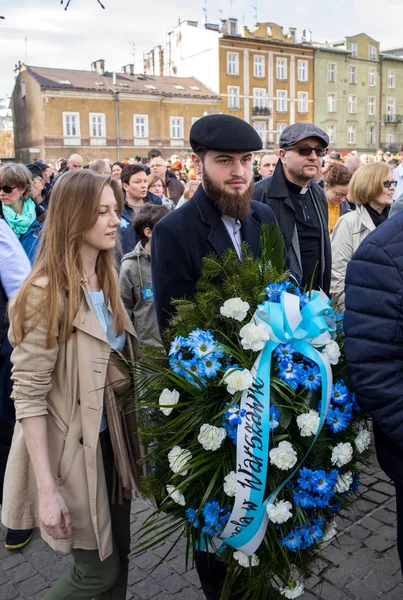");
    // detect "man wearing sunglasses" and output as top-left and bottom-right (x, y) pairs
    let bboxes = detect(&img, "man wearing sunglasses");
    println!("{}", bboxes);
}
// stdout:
(253, 123), (331, 293)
